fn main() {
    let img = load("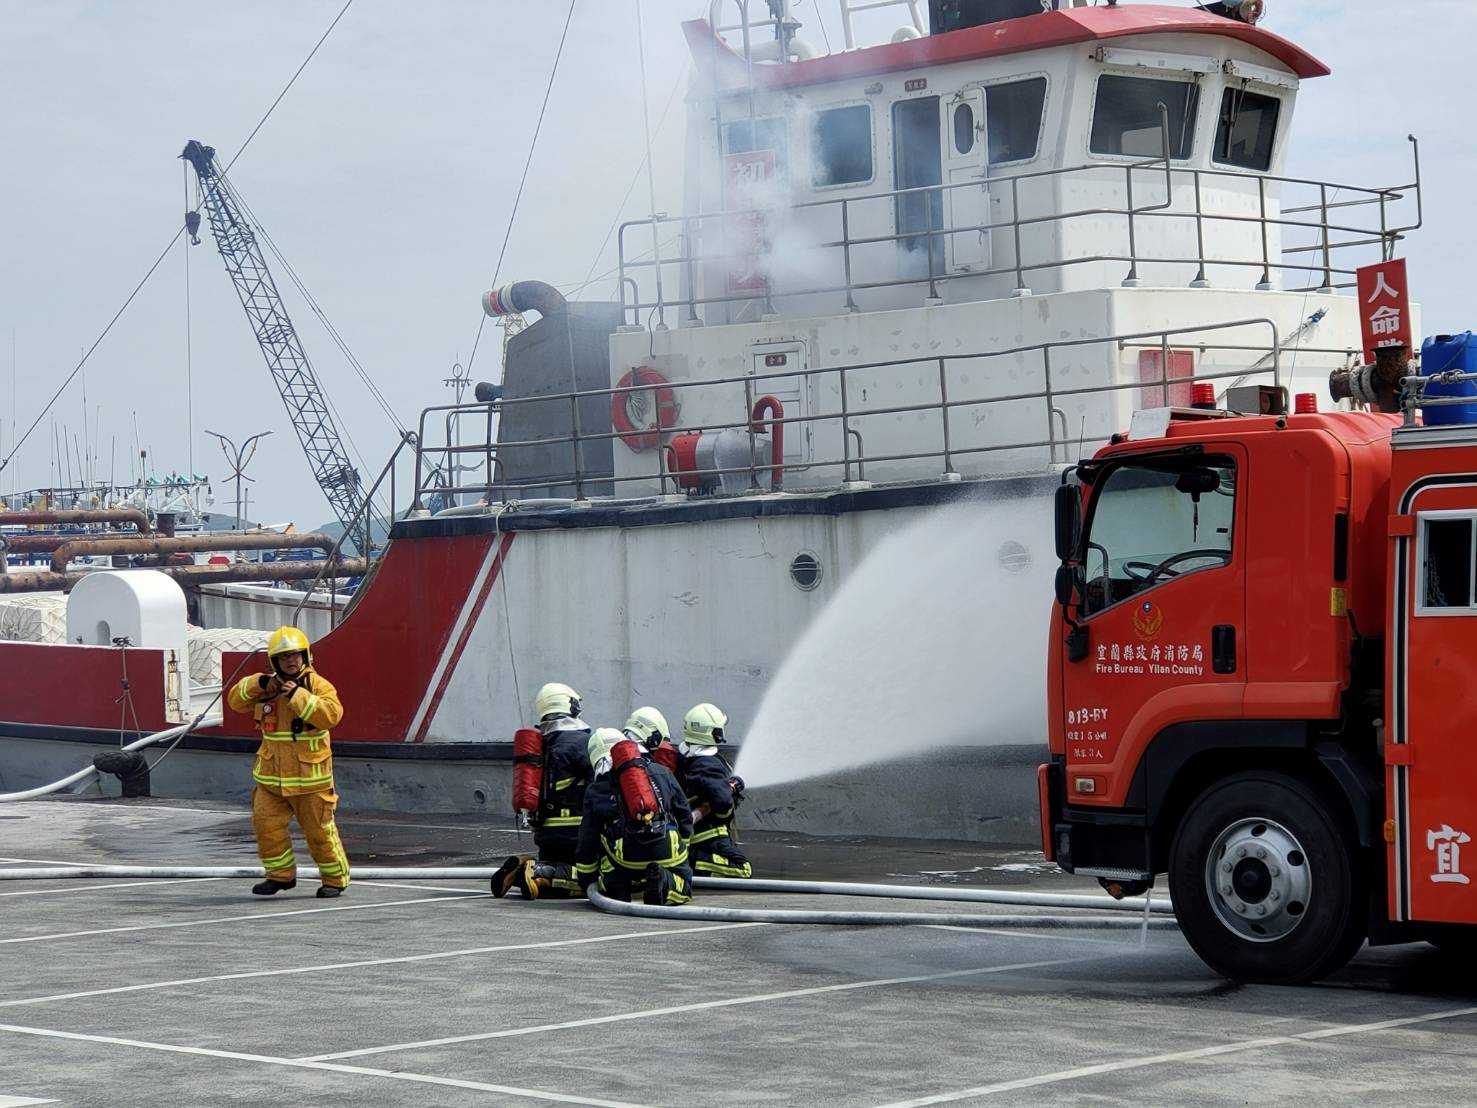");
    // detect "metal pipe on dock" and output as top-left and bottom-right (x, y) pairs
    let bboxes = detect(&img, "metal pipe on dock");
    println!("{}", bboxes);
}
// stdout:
(48, 531), (336, 573)
(0, 508), (151, 533)
(0, 557), (366, 593)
